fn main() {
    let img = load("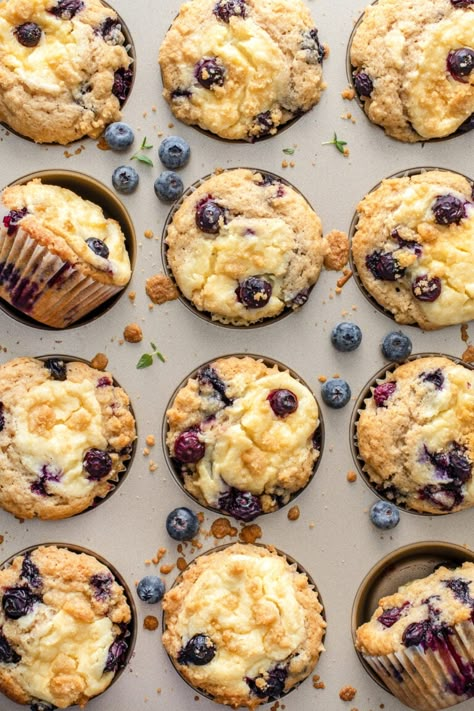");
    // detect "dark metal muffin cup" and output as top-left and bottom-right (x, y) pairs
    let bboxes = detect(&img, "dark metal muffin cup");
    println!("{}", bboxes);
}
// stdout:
(351, 541), (474, 694)
(162, 353), (324, 520)
(348, 166), (474, 329)
(162, 541), (326, 705)
(0, 541), (137, 699)
(161, 167), (319, 329)
(0, 0), (136, 145)
(350, 352), (474, 517)
(0, 169), (136, 330)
